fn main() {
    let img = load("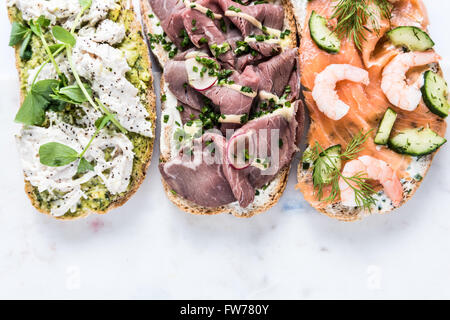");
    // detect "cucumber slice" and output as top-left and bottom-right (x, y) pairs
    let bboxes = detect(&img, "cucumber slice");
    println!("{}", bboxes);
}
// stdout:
(309, 11), (341, 54)
(387, 26), (435, 52)
(374, 108), (398, 145)
(421, 70), (450, 118)
(388, 128), (446, 156)
(313, 145), (342, 185)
